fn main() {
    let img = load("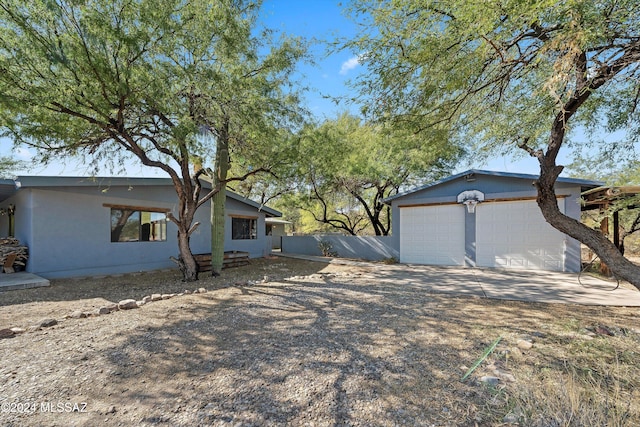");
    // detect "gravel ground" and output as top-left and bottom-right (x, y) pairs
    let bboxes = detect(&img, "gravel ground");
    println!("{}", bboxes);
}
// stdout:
(1, 257), (639, 426)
